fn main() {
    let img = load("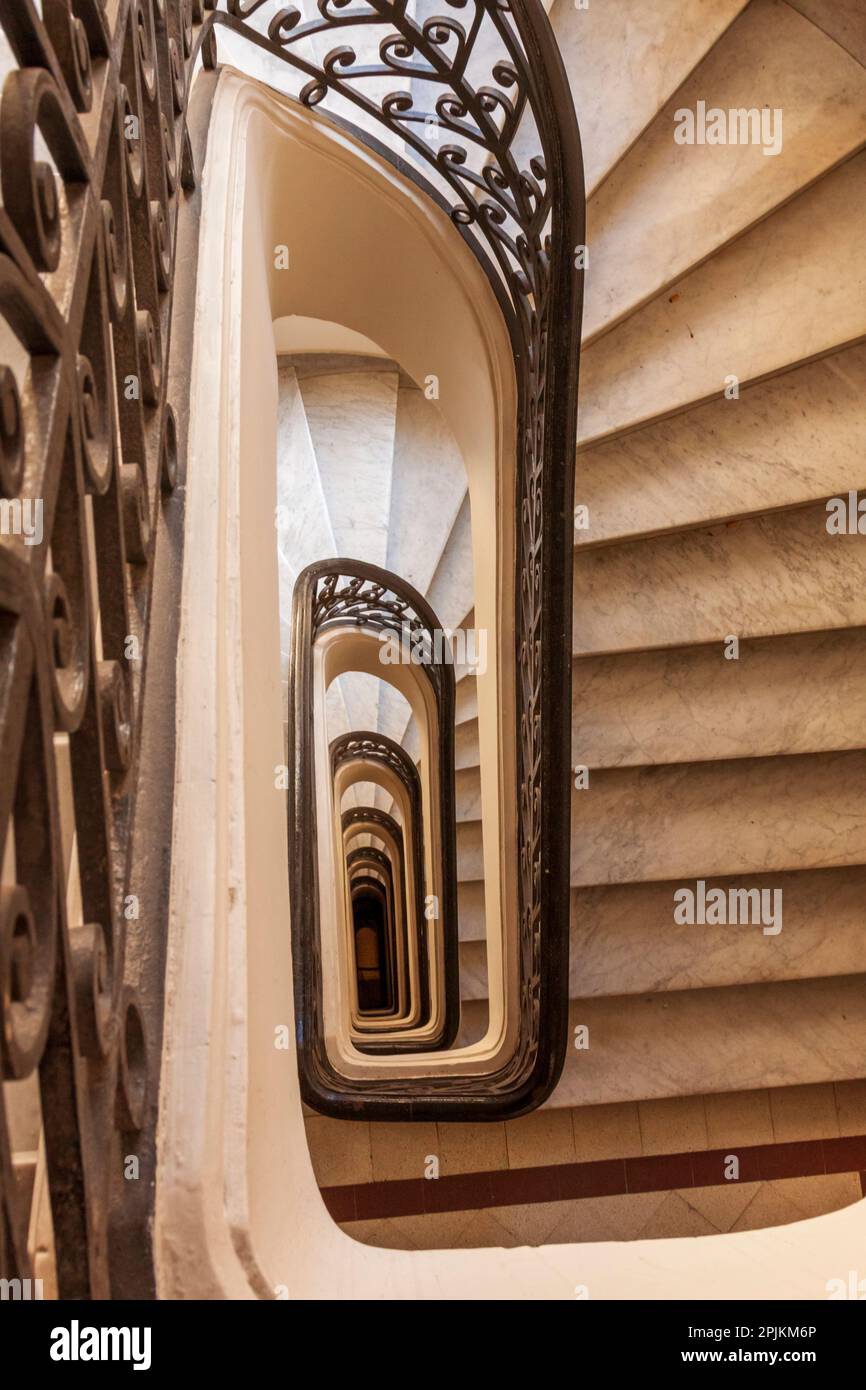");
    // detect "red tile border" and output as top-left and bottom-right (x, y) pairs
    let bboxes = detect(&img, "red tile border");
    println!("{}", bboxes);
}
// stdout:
(319, 1132), (866, 1223)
